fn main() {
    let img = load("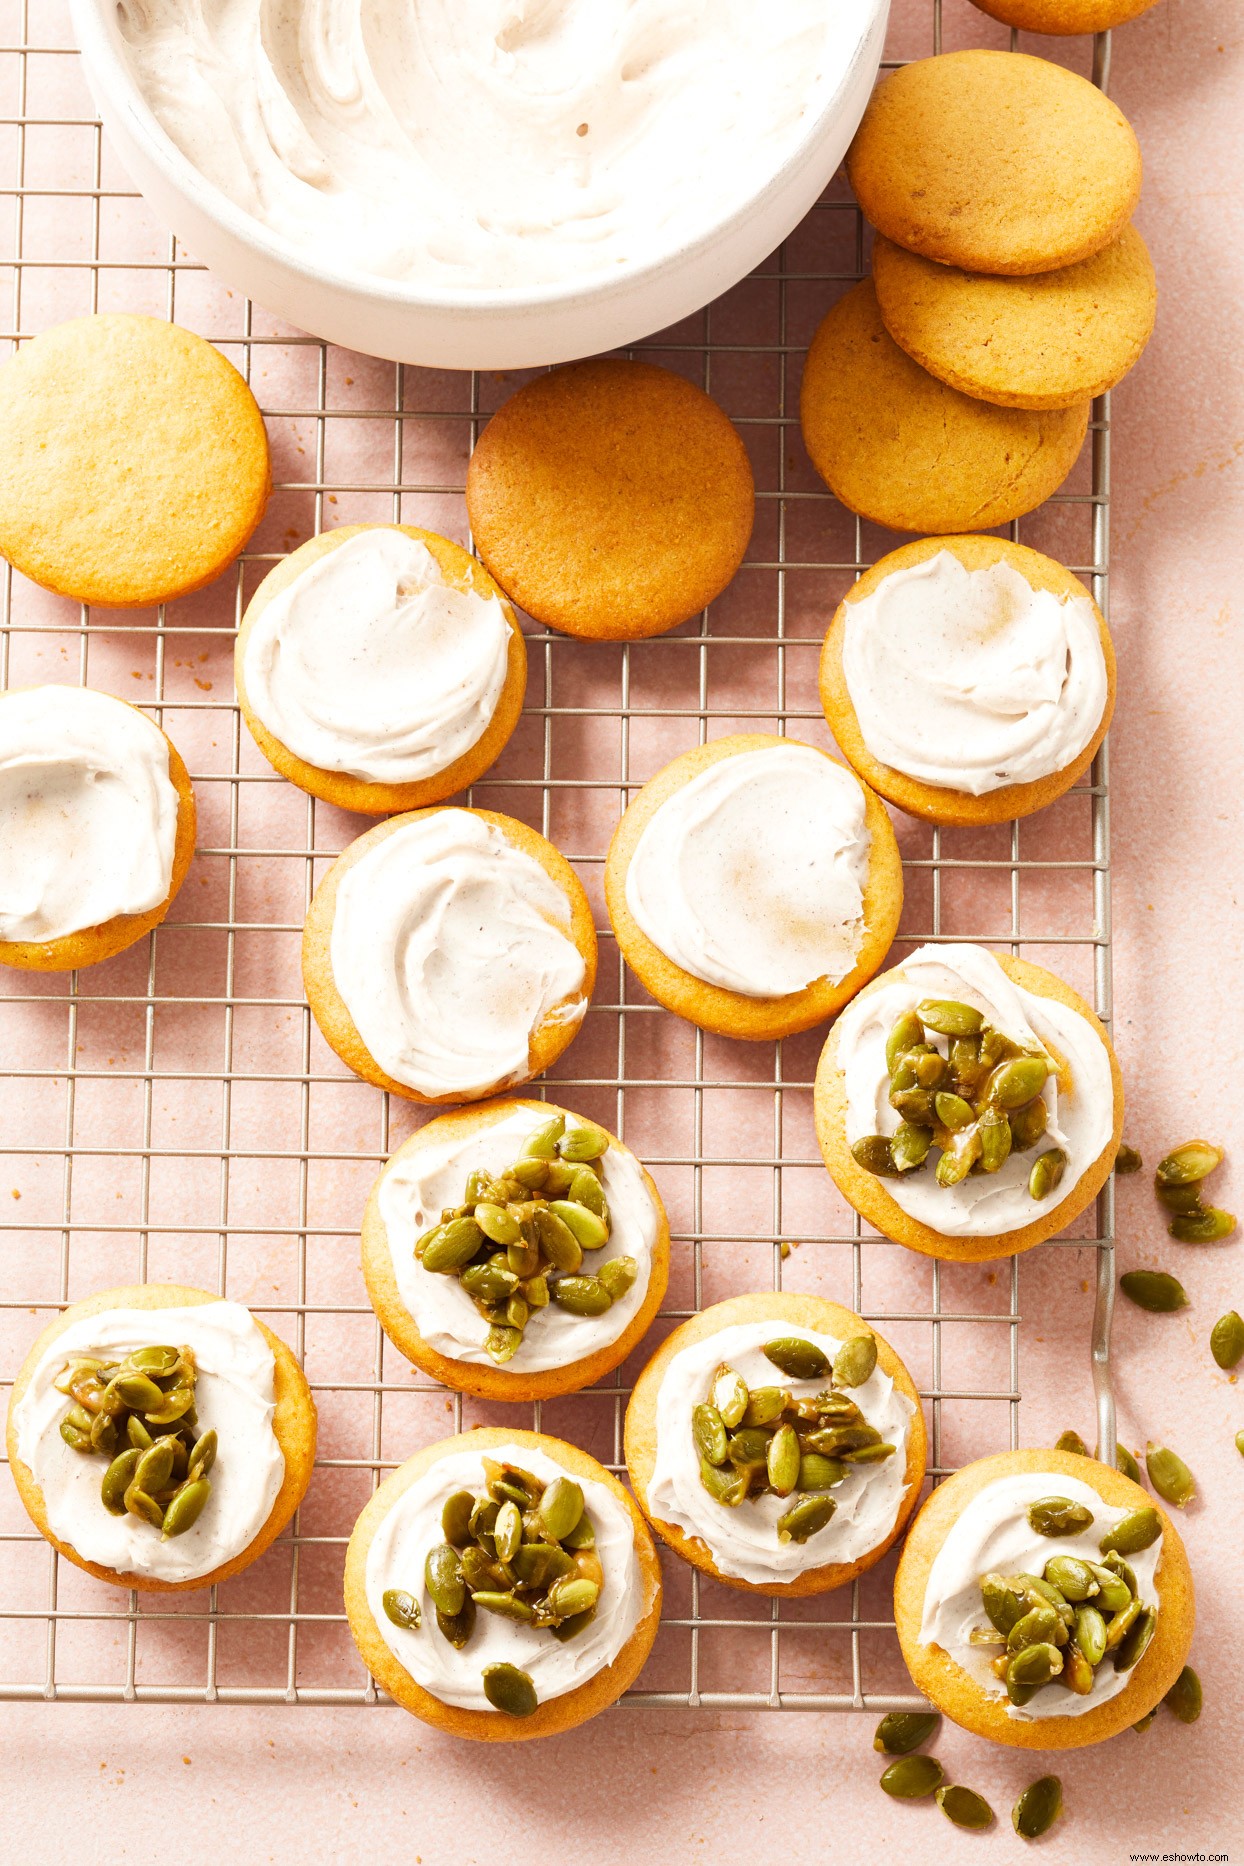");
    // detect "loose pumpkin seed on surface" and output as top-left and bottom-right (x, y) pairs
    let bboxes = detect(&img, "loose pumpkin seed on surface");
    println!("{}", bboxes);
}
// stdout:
(1133, 1708), (1157, 1732)
(1145, 1442), (1195, 1508)
(1012, 1776), (1062, 1841)
(1211, 1310), (1244, 1370)
(872, 1710), (940, 1755)
(1169, 1205), (1236, 1243)
(1114, 1143), (1143, 1174)
(879, 1755), (944, 1800)
(1155, 1140), (1223, 1185)
(1164, 1664), (1202, 1723)
(1055, 1428), (1090, 1457)
(1119, 1270), (1189, 1313)
(936, 1786), (994, 1831)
